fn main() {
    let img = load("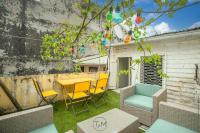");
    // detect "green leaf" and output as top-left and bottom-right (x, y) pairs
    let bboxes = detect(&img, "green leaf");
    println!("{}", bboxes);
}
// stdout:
(145, 18), (155, 26)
